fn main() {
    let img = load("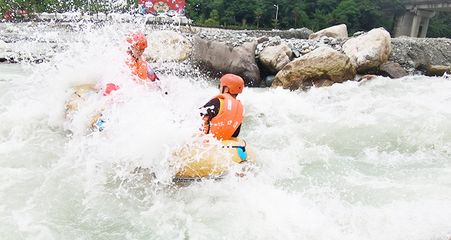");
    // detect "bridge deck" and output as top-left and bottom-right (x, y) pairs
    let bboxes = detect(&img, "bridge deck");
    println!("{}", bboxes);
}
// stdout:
(402, 0), (451, 11)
